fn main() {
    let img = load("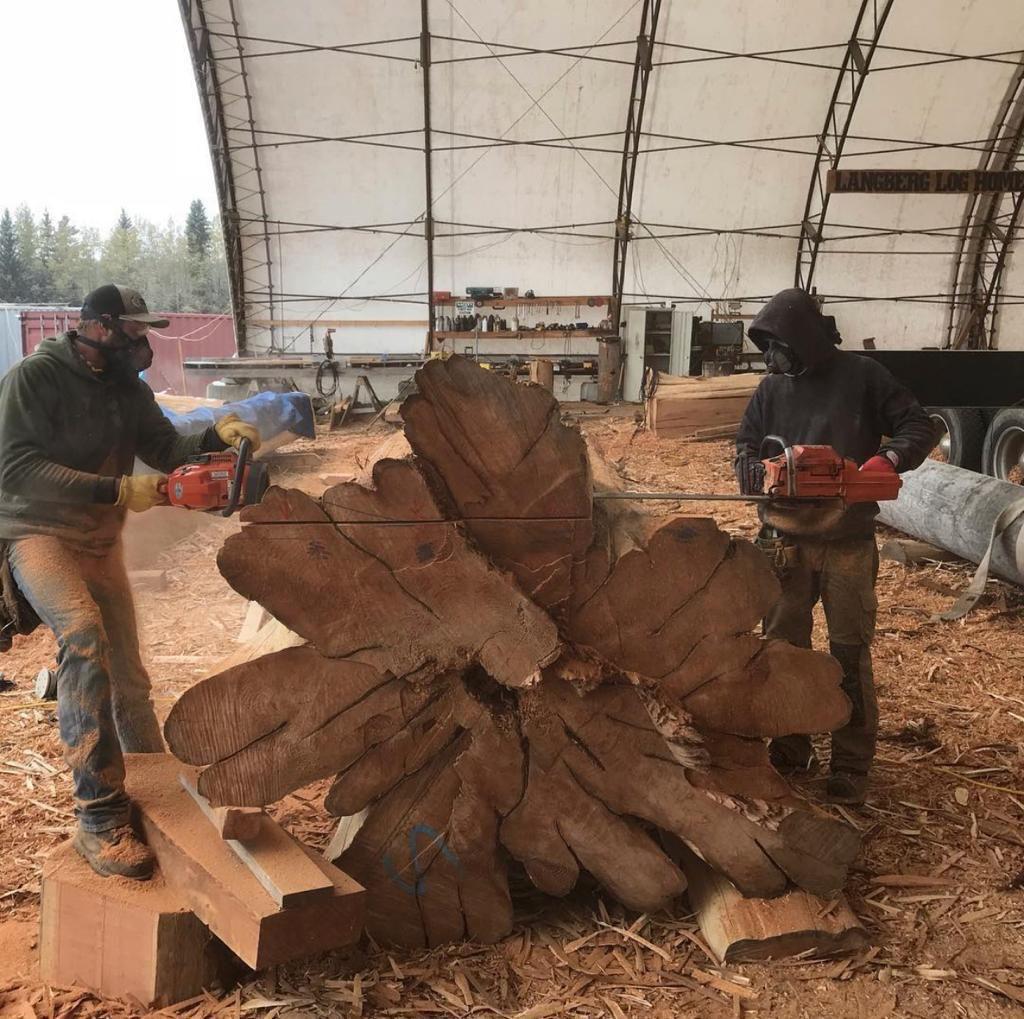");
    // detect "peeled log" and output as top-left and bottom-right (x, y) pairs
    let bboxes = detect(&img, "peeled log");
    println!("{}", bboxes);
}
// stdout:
(878, 458), (1024, 587)
(166, 356), (858, 948)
